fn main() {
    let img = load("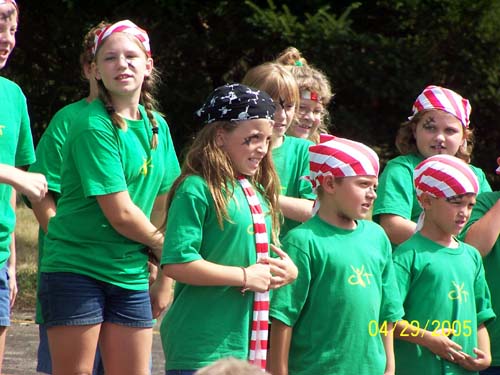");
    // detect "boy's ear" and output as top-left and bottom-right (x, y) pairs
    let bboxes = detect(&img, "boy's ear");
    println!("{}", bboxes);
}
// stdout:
(322, 175), (336, 193)
(420, 192), (433, 209)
